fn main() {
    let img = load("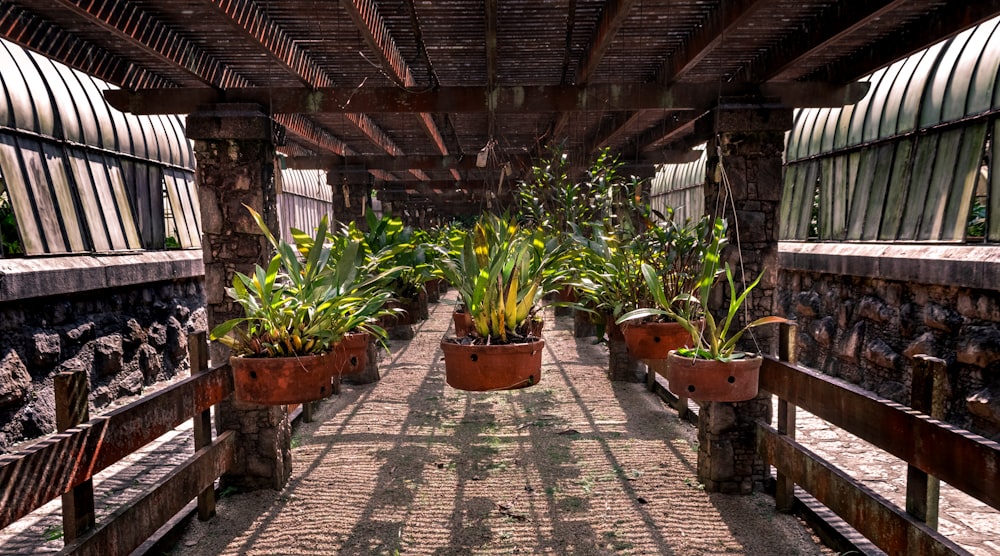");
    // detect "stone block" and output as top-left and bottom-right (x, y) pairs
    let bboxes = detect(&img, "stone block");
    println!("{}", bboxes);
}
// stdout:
(608, 339), (641, 382)
(0, 350), (31, 408)
(706, 403), (737, 434)
(137, 343), (163, 383)
(924, 303), (962, 333)
(166, 316), (188, 364)
(65, 322), (95, 343)
(32, 332), (61, 368)
(838, 322), (864, 363)
(125, 318), (148, 347)
(795, 291), (821, 318)
(809, 316), (837, 347)
(875, 380), (905, 401)
(94, 334), (124, 375)
(148, 322), (168, 347)
(903, 331), (941, 359)
(864, 337), (901, 370)
(117, 369), (144, 397)
(858, 295), (893, 323)
(968, 384), (1000, 426)
(957, 326), (1000, 369)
